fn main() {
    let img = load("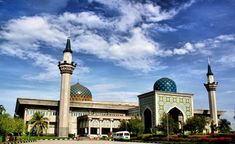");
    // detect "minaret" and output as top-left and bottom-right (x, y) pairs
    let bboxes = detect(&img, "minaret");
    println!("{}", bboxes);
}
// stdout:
(204, 58), (218, 127)
(58, 38), (76, 137)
